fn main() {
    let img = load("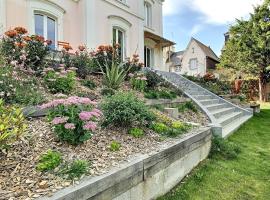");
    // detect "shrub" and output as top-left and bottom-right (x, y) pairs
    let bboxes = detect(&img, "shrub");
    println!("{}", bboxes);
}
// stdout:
(151, 123), (169, 134)
(129, 128), (144, 138)
(41, 96), (102, 145)
(0, 100), (27, 149)
(101, 92), (155, 128)
(60, 160), (89, 180)
(36, 149), (62, 172)
(144, 89), (177, 100)
(100, 88), (115, 96)
(102, 61), (127, 90)
(130, 73), (147, 92)
(73, 46), (95, 78)
(1, 27), (50, 75)
(145, 70), (163, 88)
(110, 141), (121, 152)
(81, 79), (96, 90)
(43, 68), (76, 94)
(168, 121), (189, 137)
(178, 101), (198, 113)
(0, 66), (45, 105)
(144, 90), (159, 99)
(210, 136), (241, 160)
